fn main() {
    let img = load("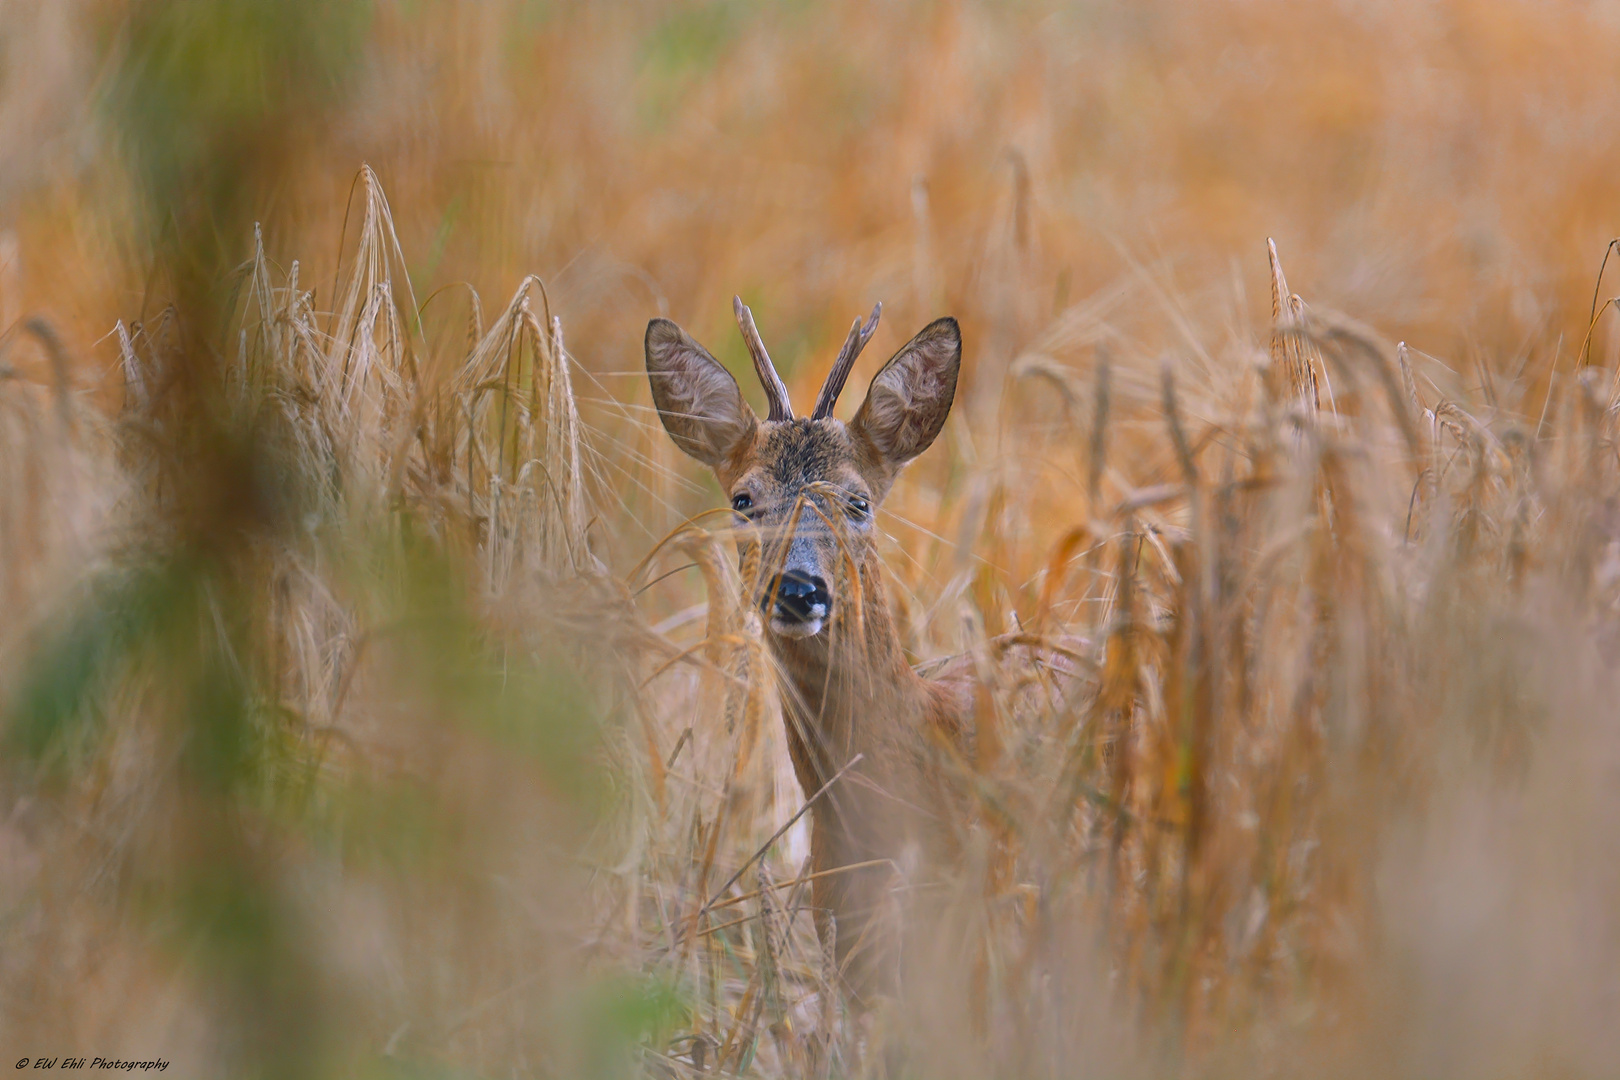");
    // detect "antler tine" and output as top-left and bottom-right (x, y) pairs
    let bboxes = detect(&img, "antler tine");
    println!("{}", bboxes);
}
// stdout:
(733, 295), (794, 421)
(811, 302), (882, 420)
